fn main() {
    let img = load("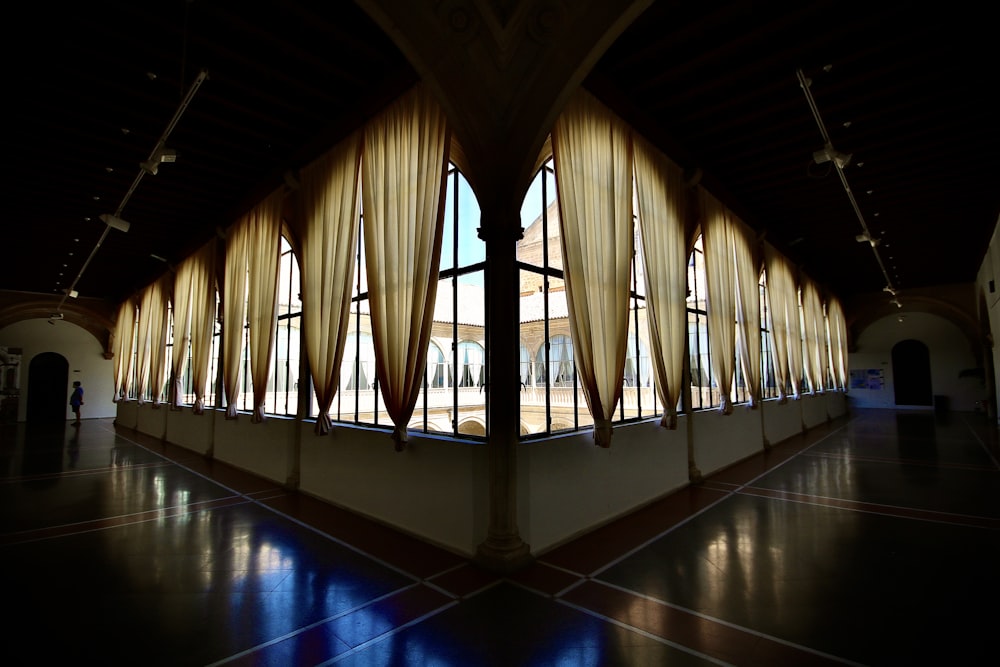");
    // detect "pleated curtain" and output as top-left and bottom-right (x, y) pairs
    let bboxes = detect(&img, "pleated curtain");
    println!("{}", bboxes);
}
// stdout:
(148, 277), (171, 406)
(246, 190), (284, 423)
(188, 239), (217, 414)
(787, 280), (805, 400)
(170, 255), (195, 408)
(551, 89), (634, 448)
(633, 135), (687, 429)
(135, 279), (168, 405)
(733, 219), (761, 408)
(827, 297), (849, 390)
(299, 132), (363, 435)
(222, 217), (250, 419)
(763, 243), (795, 402)
(361, 84), (450, 450)
(112, 300), (136, 402)
(801, 279), (826, 393)
(701, 192), (738, 414)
